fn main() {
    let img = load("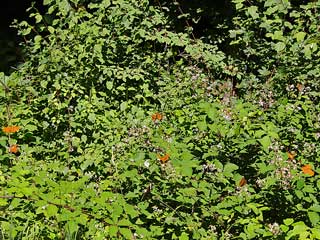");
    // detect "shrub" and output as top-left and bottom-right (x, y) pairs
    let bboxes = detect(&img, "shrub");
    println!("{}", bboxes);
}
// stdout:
(0, 0), (319, 239)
